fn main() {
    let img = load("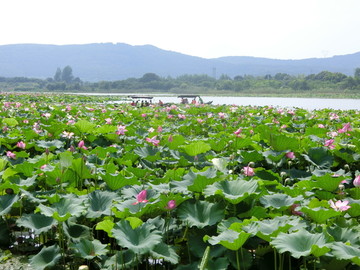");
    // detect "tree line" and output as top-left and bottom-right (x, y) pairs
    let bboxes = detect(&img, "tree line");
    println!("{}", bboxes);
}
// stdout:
(2, 66), (360, 92)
